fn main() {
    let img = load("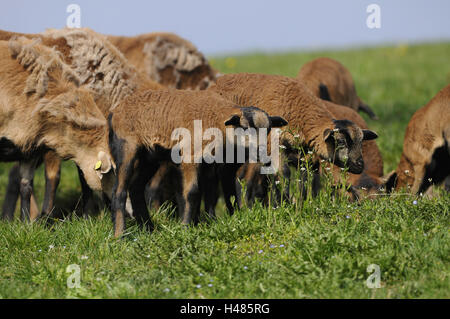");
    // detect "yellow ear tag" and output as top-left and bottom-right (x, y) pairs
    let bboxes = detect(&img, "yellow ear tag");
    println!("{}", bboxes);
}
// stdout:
(94, 160), (102, 170)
